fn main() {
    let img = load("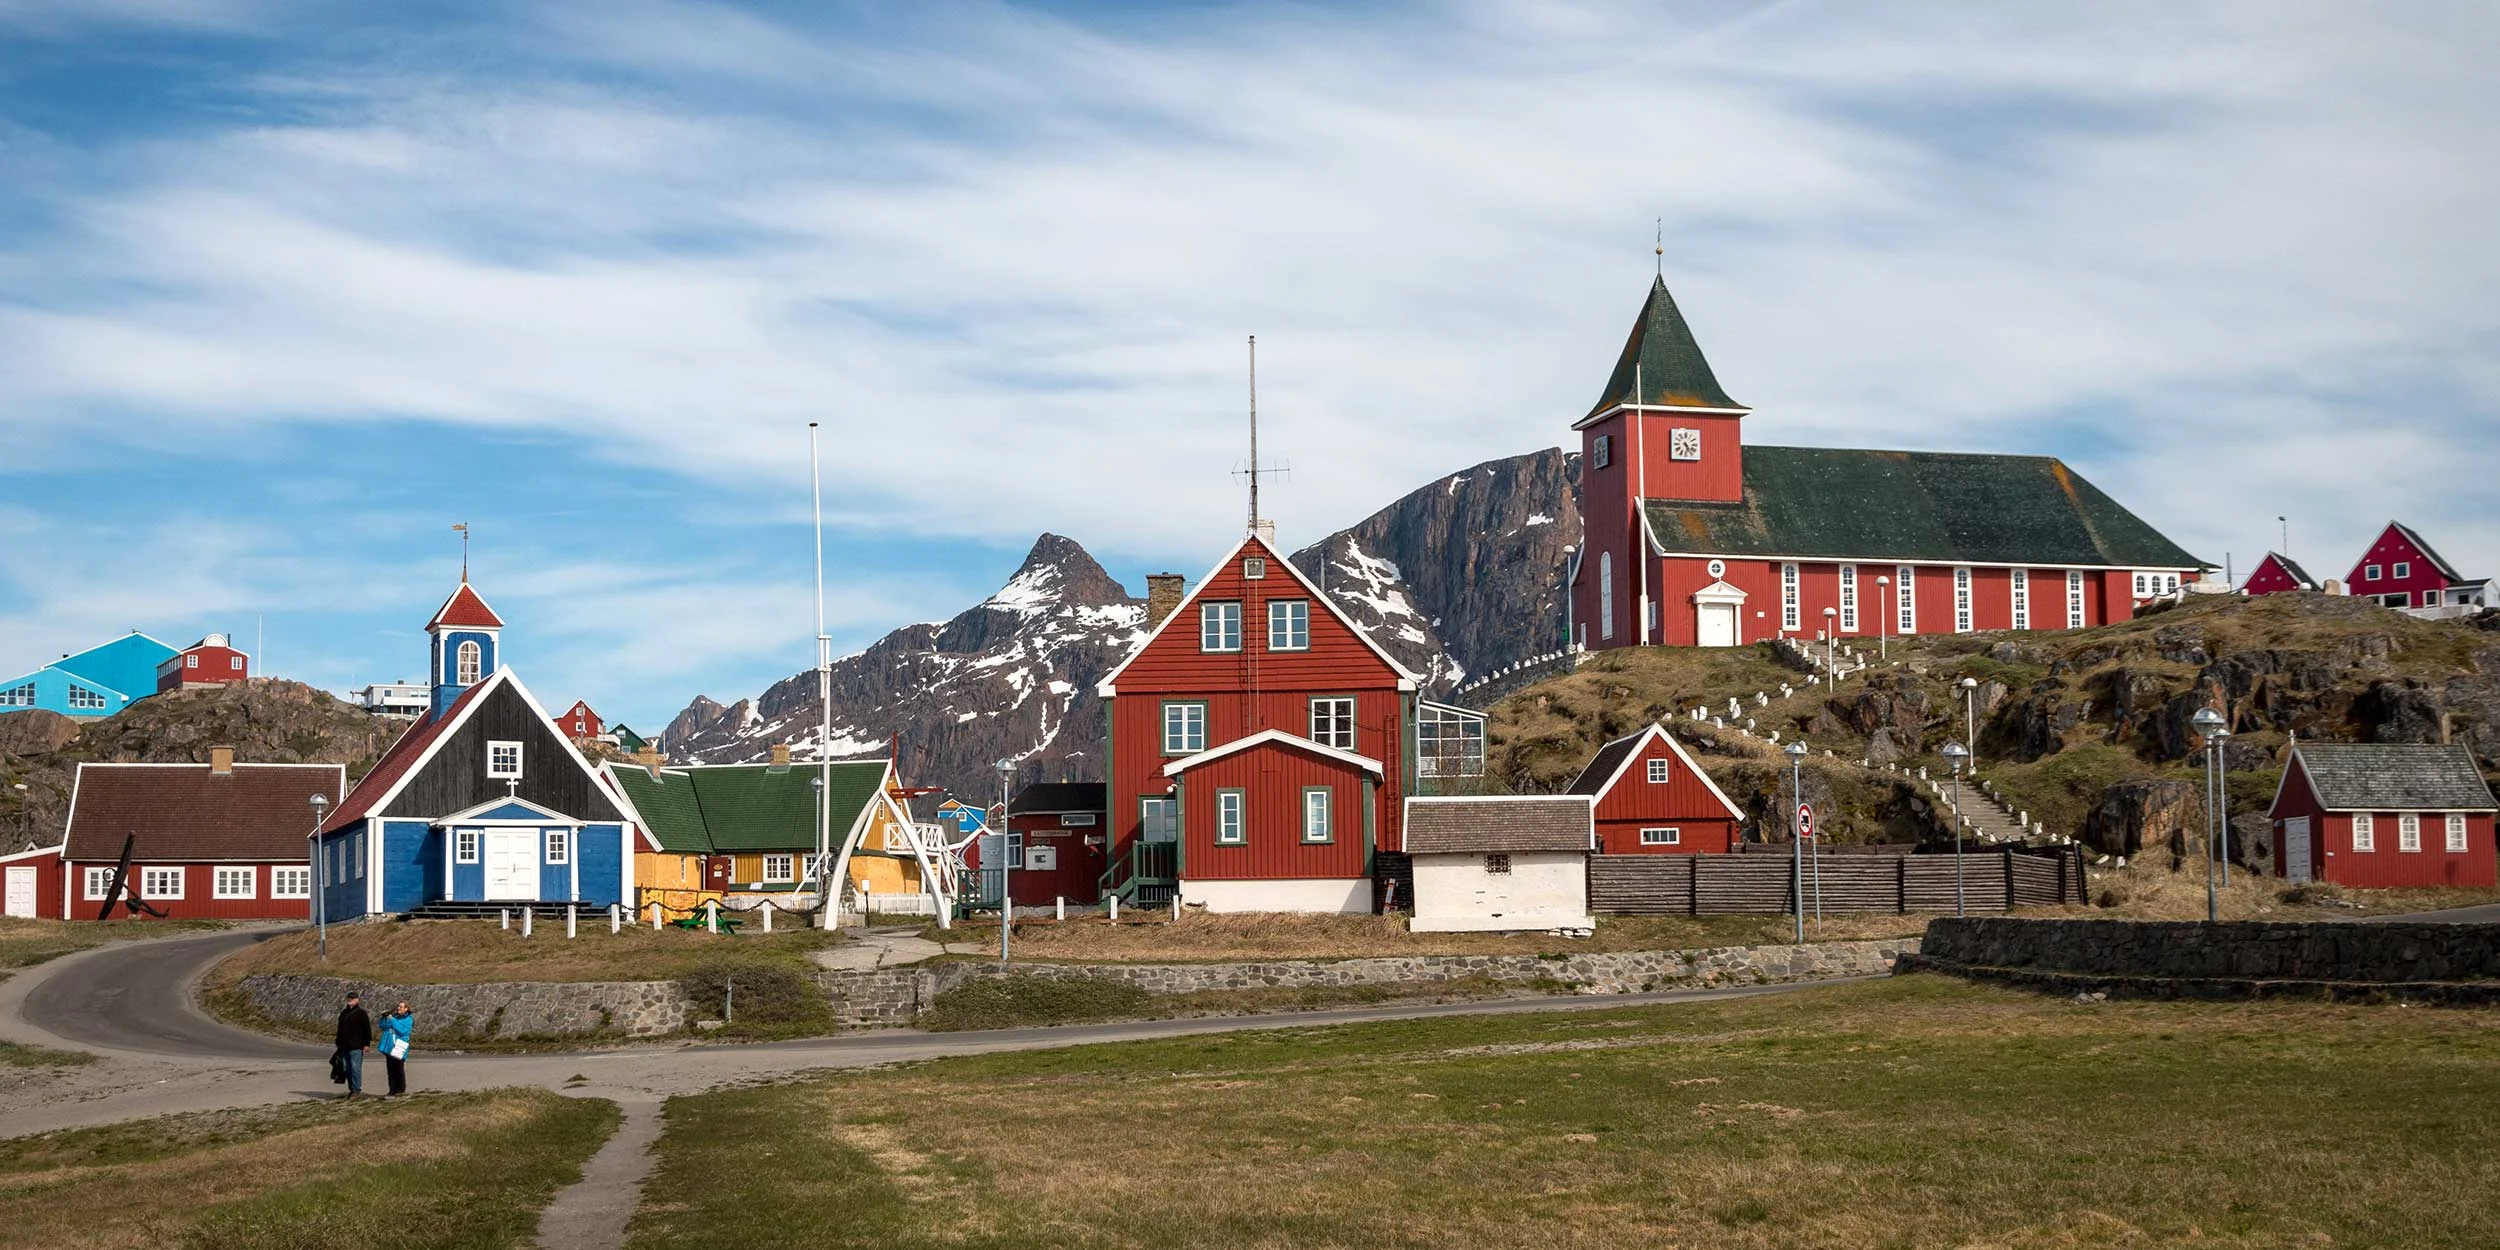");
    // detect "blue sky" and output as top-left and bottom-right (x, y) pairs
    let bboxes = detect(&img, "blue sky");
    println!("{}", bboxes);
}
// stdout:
(5, 1), (2498, 730)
